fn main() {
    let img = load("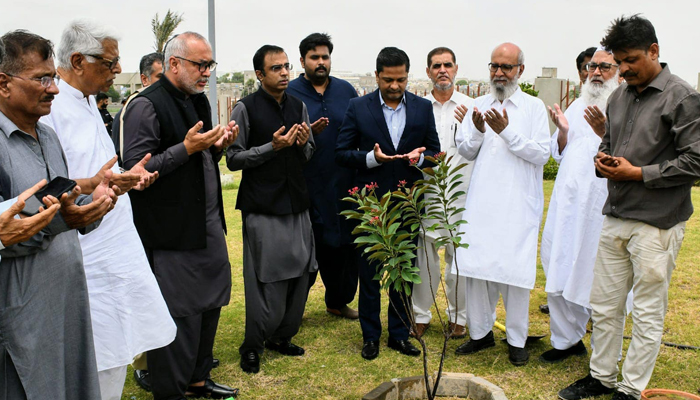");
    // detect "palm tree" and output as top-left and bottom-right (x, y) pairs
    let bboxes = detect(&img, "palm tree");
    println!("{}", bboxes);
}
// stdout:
(151, 10), (184, 53)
